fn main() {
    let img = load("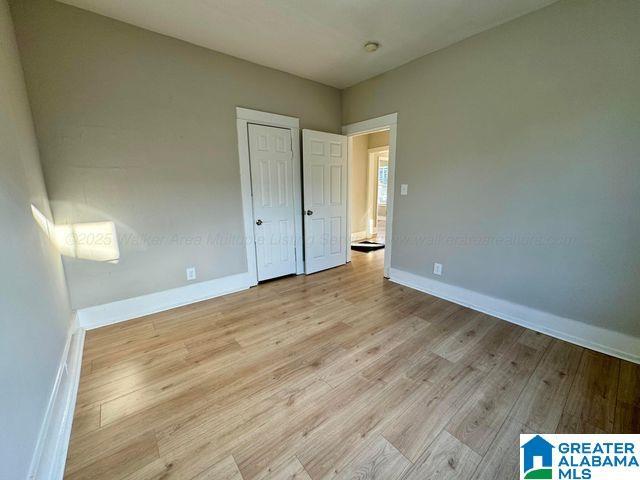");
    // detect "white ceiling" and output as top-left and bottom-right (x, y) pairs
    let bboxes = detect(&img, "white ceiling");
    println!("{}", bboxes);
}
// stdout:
(58, 0), (558, 88)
